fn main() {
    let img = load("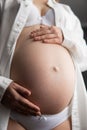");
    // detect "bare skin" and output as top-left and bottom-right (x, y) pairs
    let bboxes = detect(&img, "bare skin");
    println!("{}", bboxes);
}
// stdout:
(7, 118), (26, 130)
(53, 117), (72, 130)
(6, 0), (74, 130)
